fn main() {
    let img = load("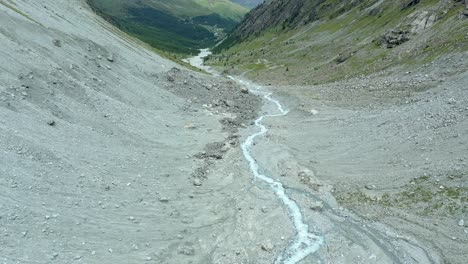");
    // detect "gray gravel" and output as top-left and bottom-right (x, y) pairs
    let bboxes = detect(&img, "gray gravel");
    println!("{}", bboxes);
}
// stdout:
(250, 53), (468, 263)
(0, 1), (264, 263)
